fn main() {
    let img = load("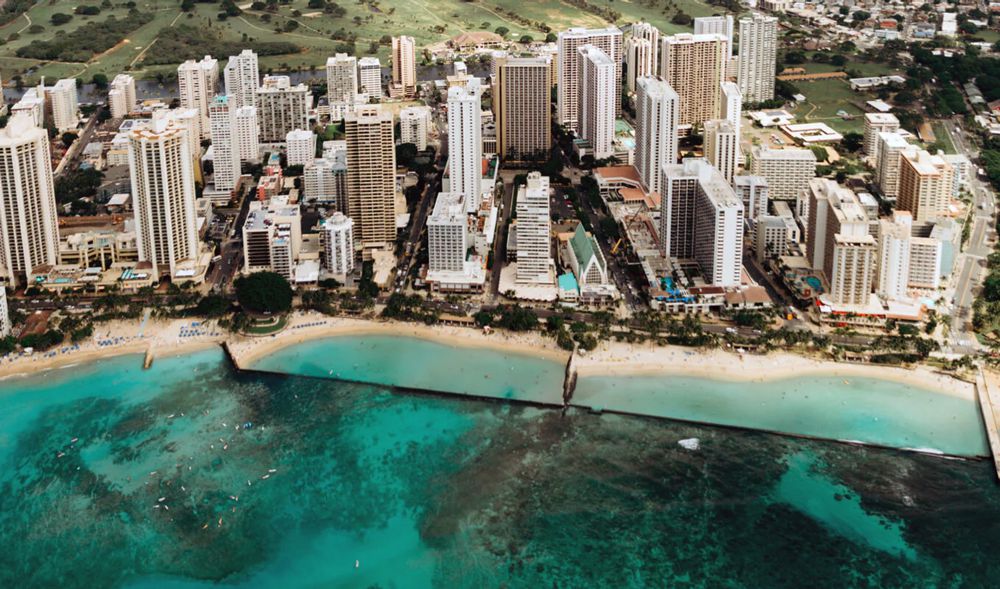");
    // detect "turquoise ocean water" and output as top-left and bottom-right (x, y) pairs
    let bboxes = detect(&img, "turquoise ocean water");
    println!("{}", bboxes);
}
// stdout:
(2, 341), (1000, 588)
